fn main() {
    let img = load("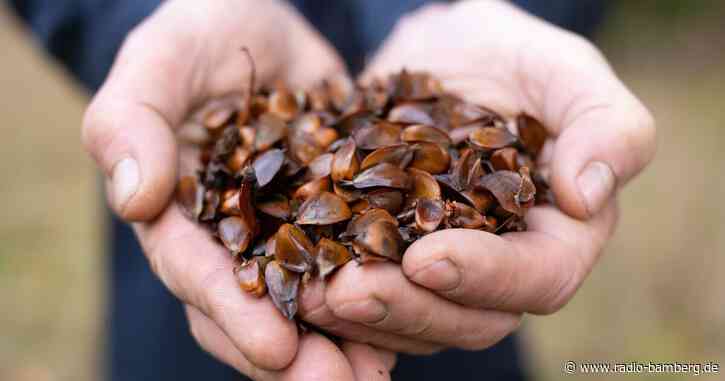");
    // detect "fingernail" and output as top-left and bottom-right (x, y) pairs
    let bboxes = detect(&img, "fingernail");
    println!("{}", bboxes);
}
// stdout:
(333, 299), (387, 324)
(111, 157), (140, 210)
(577, 161), (615, 216)
(408, 259), (461, 291)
